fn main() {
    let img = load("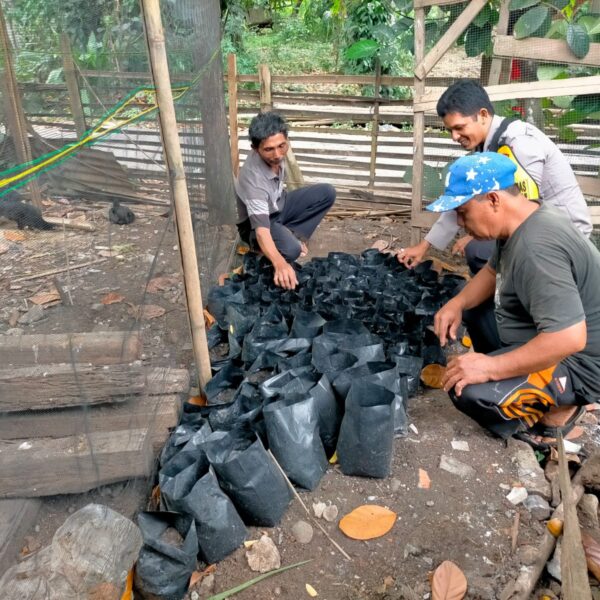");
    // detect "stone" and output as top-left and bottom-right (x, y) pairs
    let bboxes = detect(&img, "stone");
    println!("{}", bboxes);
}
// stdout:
(198, 573), (215, 597)
(291, 520), (313, 544)
(506, 487), (528, 505)
(0, 504), (142, 600)
(191, 592), (199, 600)
(322, 504), (338, 522)
(580, 494), (600, 528)
(439, 455), (476, 479)
(523, 494), (551, 520)
(508, 438), (551, 500)
(17, 305), (45, 325)
(517, 545), (539, 566)
(246, 535), (281, 573)
(547, 540), (562, 582)
(390, 478), (402, 493)
(451, 440), (470, 452)
(312, 502), (326, 519)
(403, 543), (422, 559)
